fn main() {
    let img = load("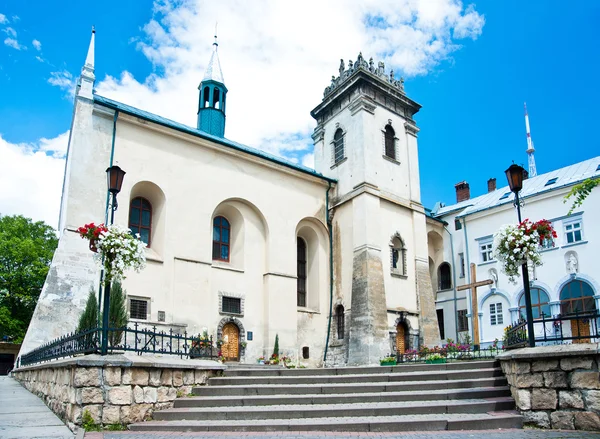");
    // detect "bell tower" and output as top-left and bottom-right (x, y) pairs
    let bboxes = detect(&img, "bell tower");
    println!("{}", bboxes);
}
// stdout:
(197, 35), (227, 137)
(311, 54), (440, 365)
